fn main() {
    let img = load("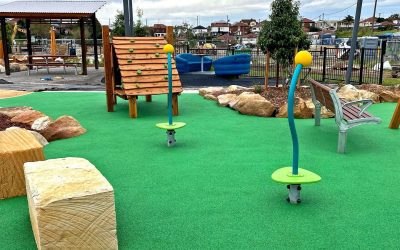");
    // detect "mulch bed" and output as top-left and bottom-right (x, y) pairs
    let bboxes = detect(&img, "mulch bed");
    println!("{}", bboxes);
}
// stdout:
(0, 114), (33, 131)
(262, 86), (312, 107)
